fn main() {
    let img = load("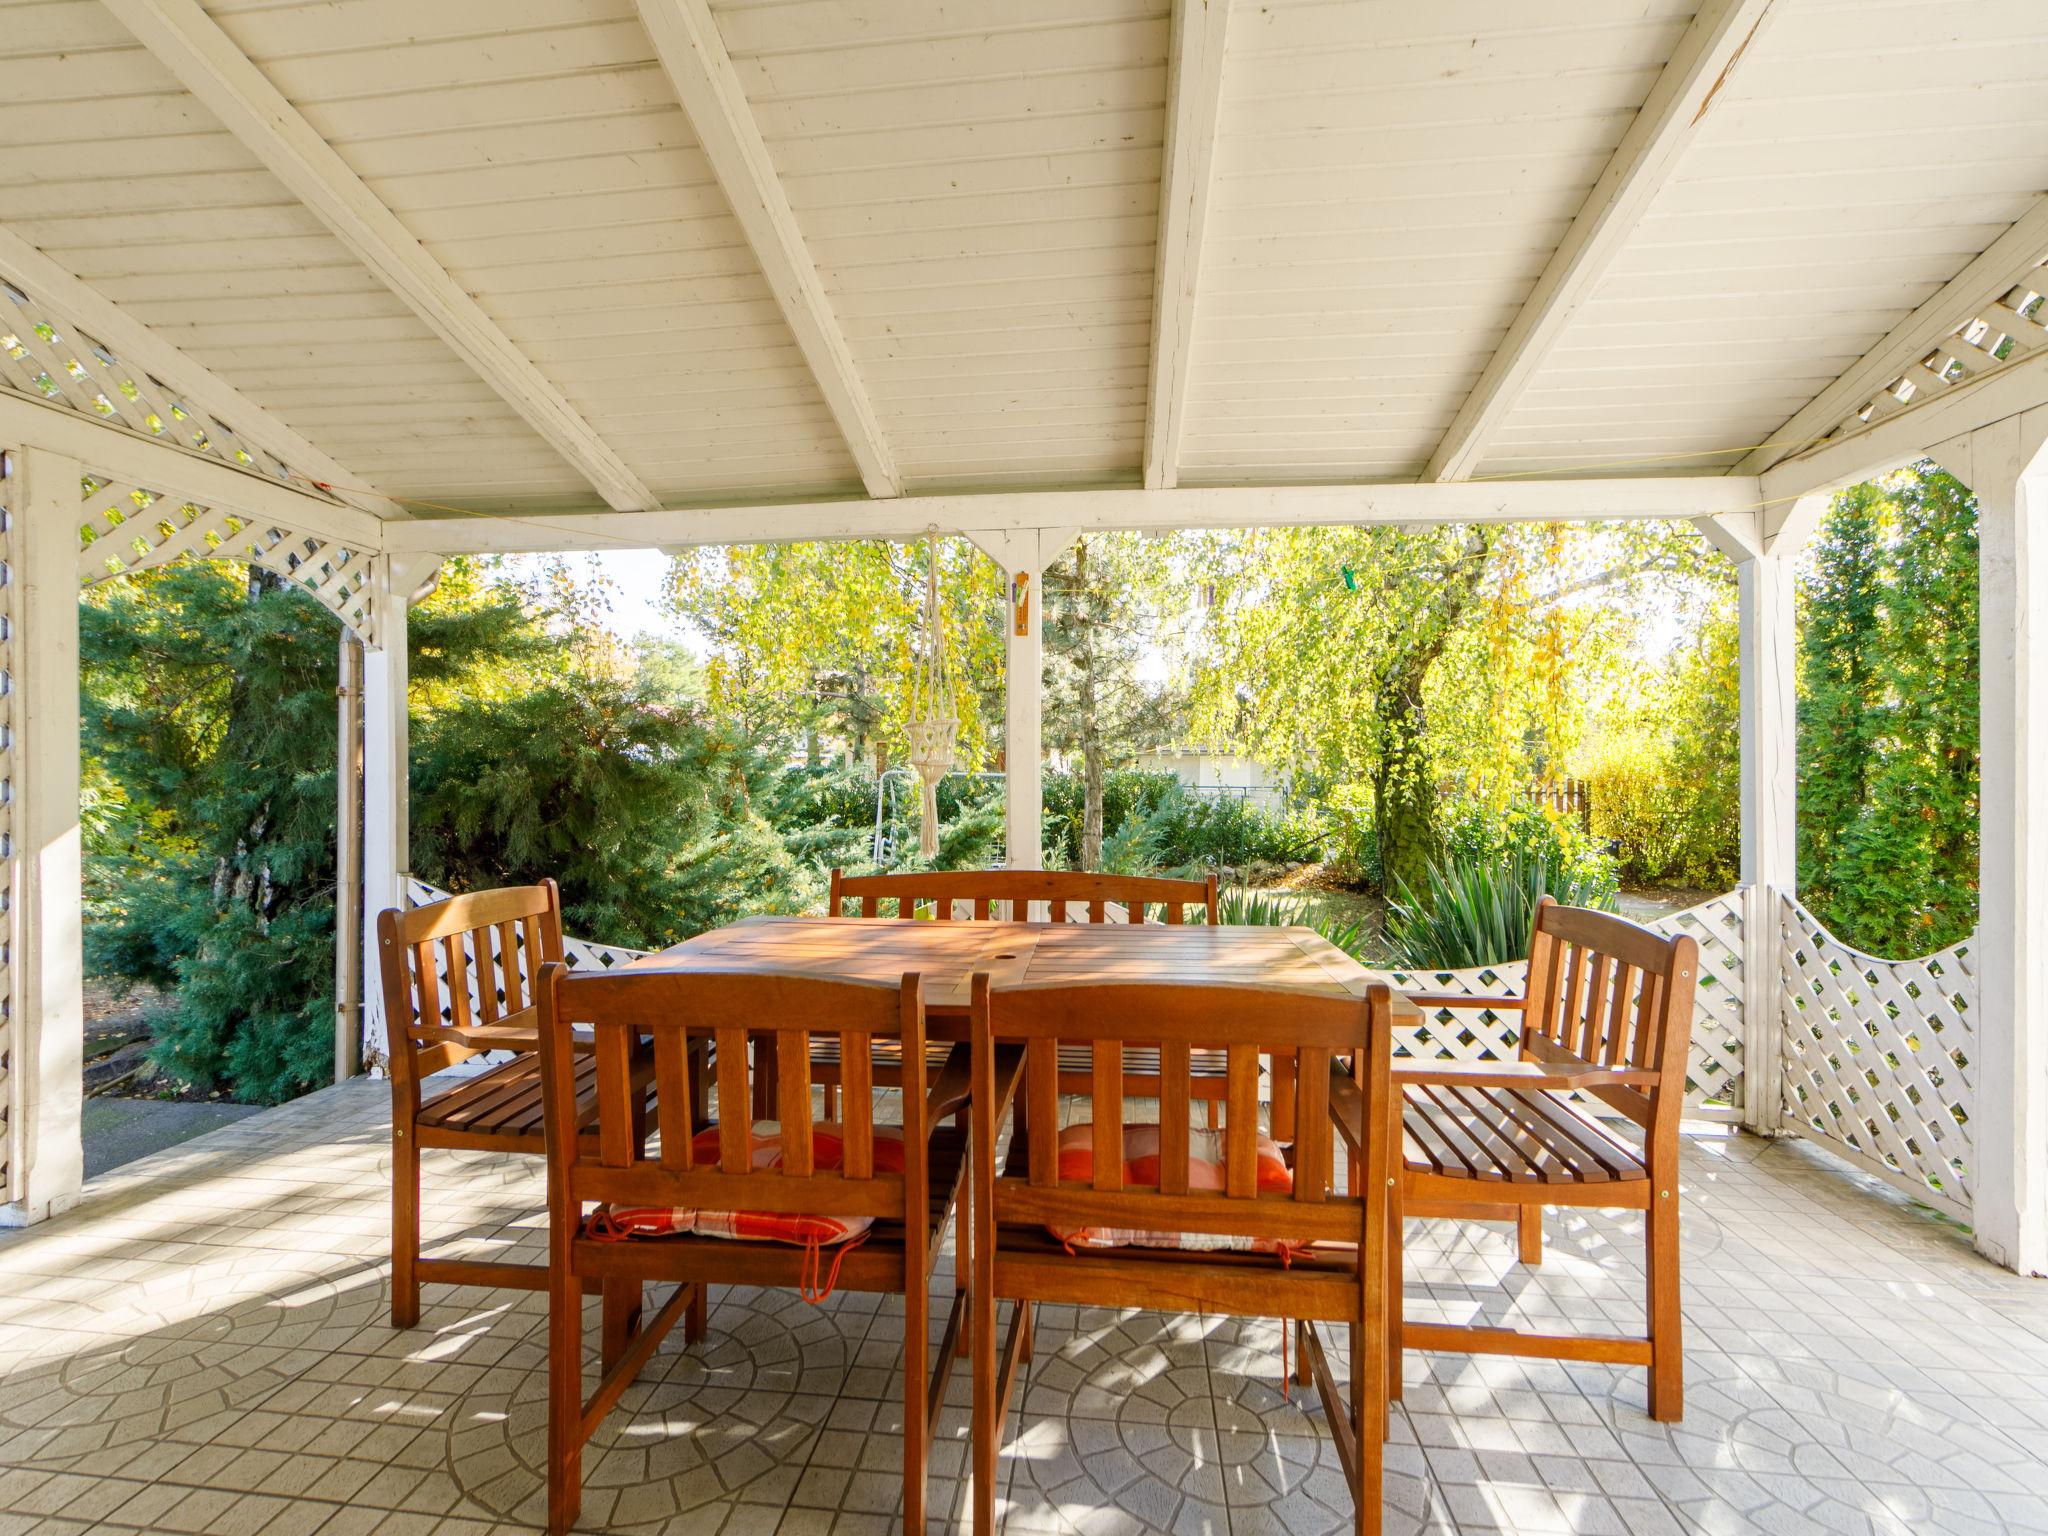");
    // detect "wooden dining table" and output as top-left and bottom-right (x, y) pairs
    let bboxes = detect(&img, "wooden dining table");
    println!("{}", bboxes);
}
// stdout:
(632, 915), (1424, 1141)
